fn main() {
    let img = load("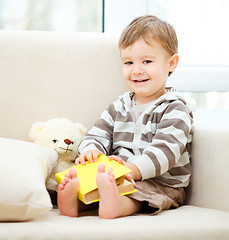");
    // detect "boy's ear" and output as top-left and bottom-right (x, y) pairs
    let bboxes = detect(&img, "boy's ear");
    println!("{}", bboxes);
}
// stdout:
(168, 54), (179, 73)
